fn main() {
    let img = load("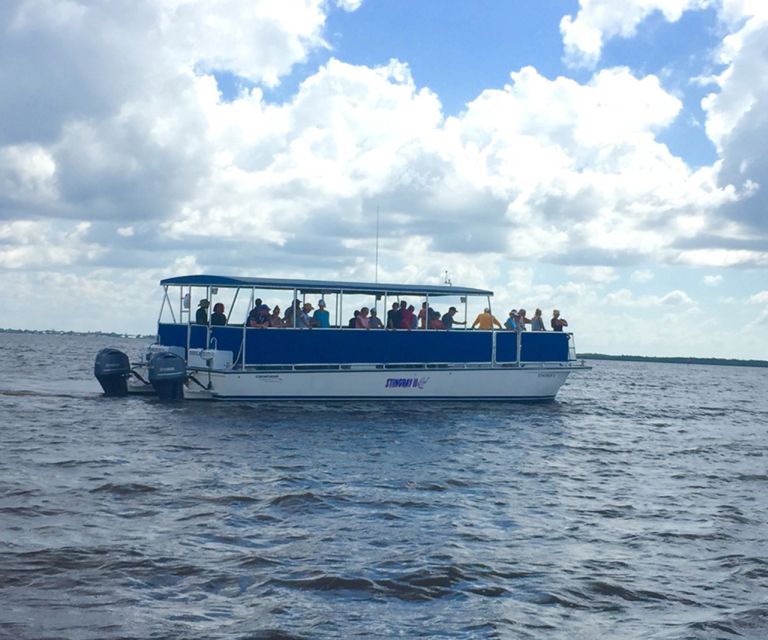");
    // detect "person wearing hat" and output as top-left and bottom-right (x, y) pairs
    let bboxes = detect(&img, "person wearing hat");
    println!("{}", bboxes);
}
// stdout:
(252, 304), (272, 328)
(195, 299), (210, 324)
(298, 302), (314, 328)
(312, 299), (330, 328)
(504, 309), (518, 331)
(441, 306), (465, 330)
